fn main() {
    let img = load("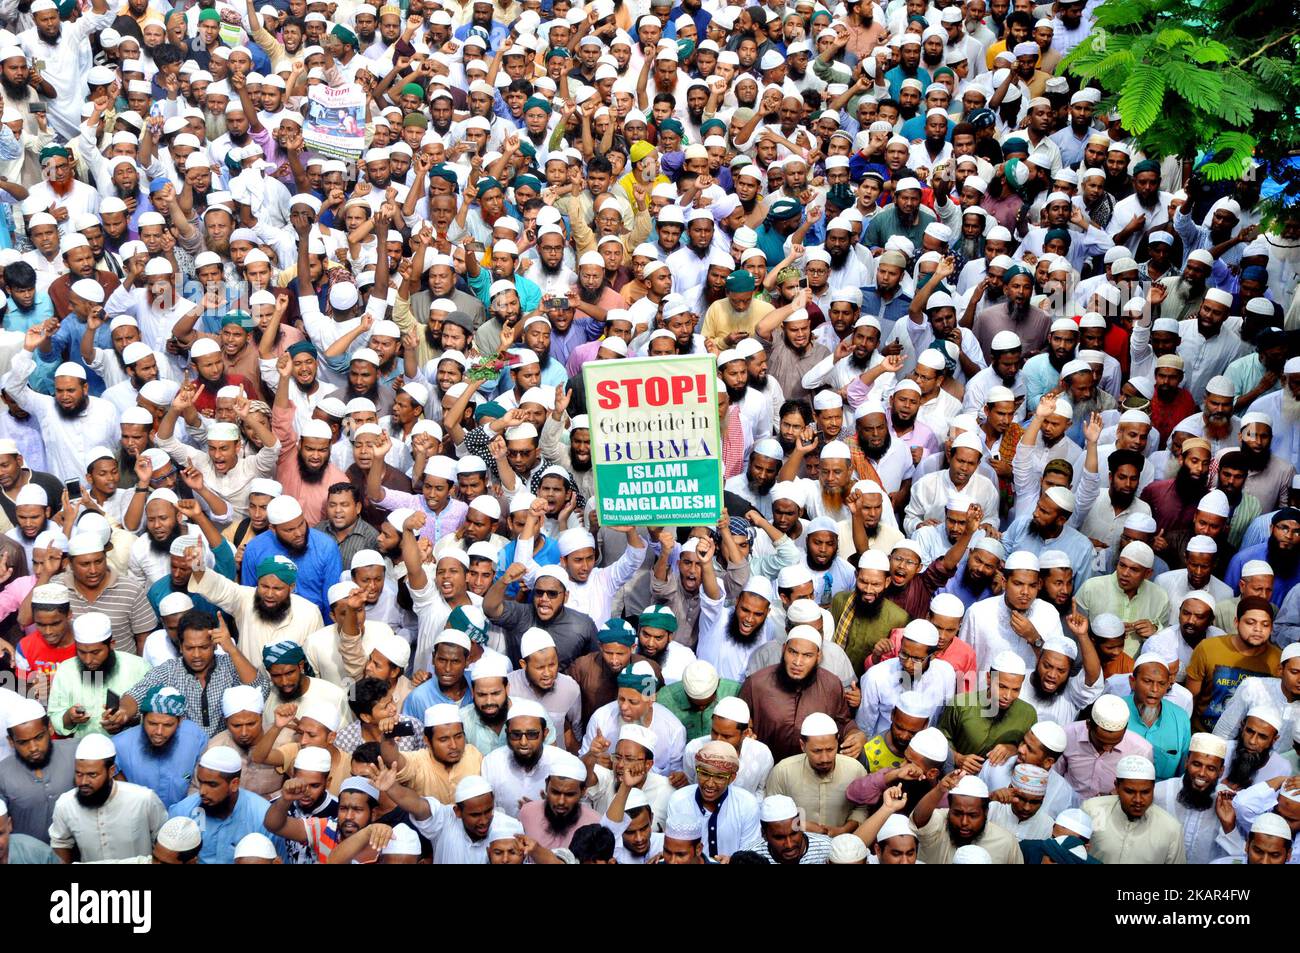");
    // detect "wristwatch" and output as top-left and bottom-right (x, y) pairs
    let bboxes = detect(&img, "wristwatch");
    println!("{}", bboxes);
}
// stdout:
(1031, 637), (1044, 651)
